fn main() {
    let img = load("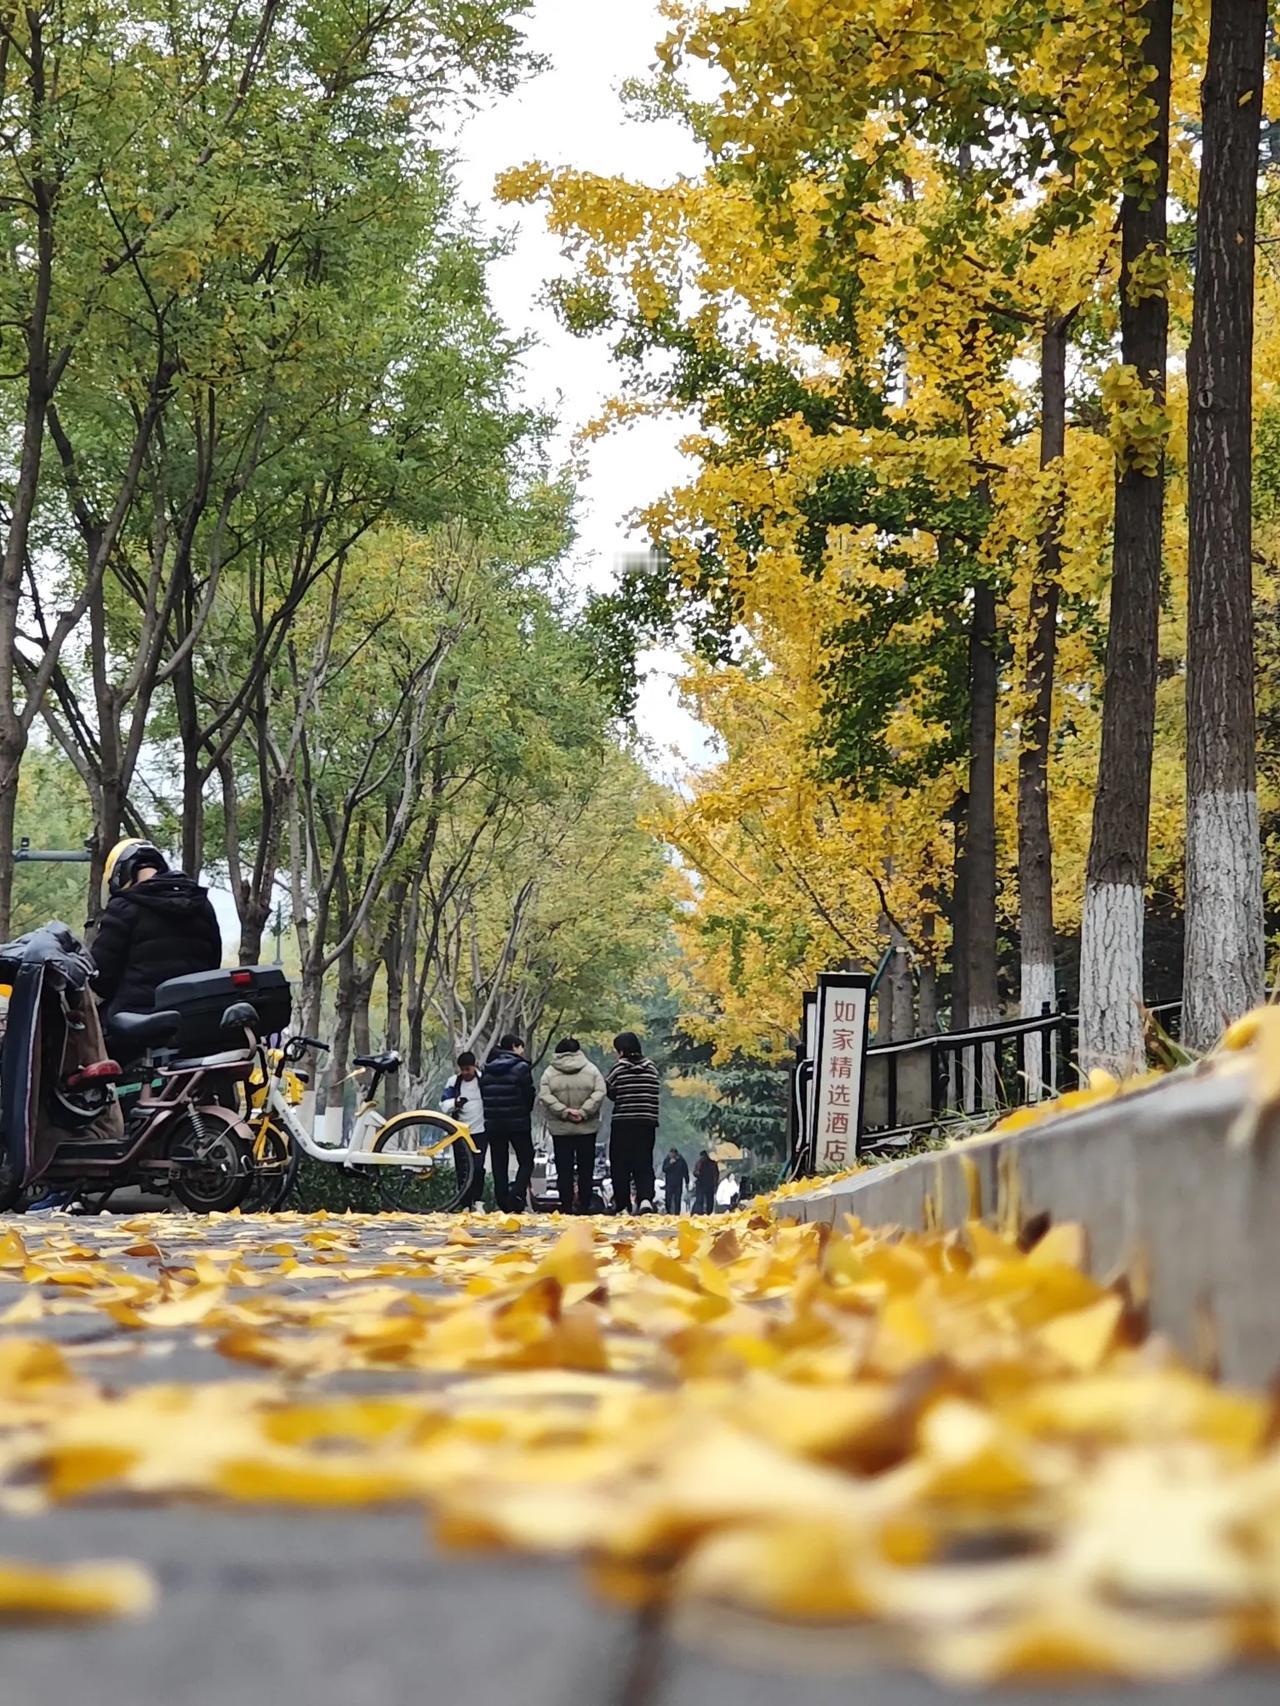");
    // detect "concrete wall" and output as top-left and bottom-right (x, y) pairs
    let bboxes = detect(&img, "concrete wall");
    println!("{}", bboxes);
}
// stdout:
(777, 1062), (1280, 1388)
